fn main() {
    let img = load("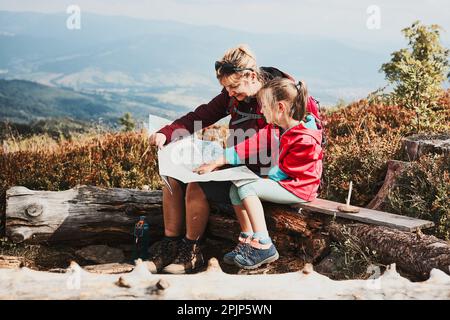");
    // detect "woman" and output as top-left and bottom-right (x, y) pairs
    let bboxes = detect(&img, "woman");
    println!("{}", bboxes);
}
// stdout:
(147, 44), (316, 274)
